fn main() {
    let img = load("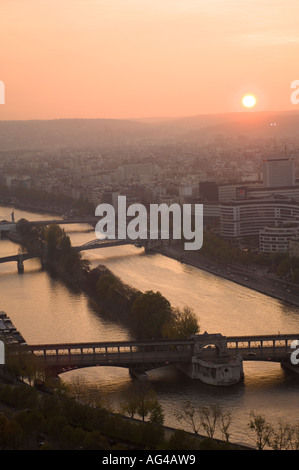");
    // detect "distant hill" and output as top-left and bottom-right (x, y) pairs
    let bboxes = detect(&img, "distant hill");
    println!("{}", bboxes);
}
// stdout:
(0, 118), (152, 151)
(0, 110), (298, 151)
(168, 110), (299, 139)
